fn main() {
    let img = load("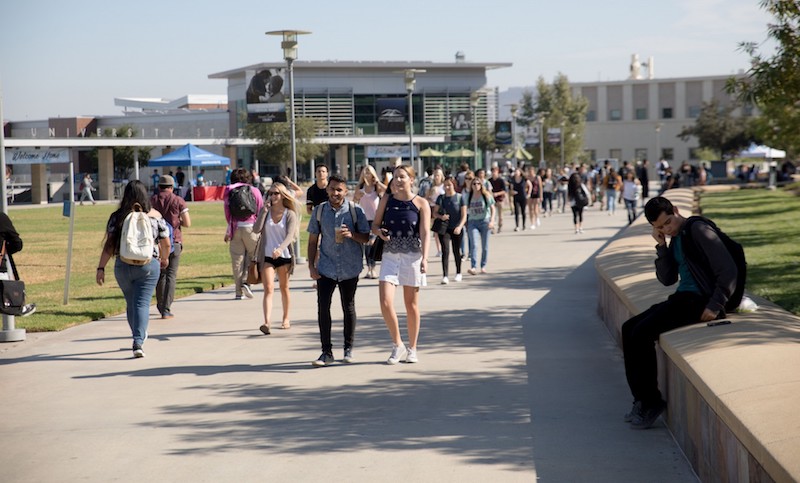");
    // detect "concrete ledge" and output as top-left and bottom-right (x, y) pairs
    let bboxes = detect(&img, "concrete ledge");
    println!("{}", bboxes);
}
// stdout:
(595, 187), (800, 482)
